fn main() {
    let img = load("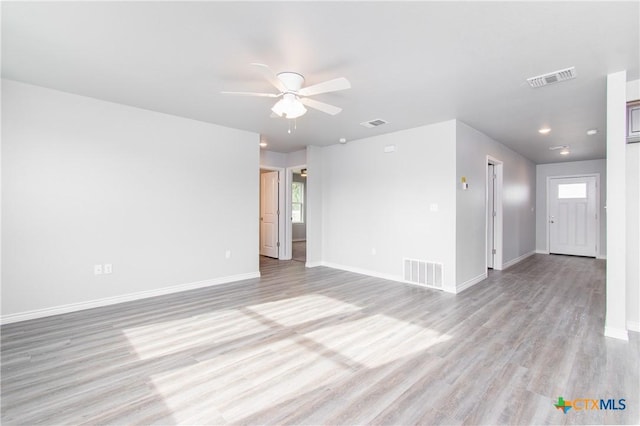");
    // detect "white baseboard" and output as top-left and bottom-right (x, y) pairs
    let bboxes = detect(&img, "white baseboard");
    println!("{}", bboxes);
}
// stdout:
(604, 326), (630, 341)
(456, 272), (488, 293)
(537, 249), (606, 260)
(305, 261), (323, 268)
(320, 261), (455, 294)
(627, 321), (640, 333)
(0, 271), (261, 325)
(503, 250), (536, 270)
(321, 261), (402, 283)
